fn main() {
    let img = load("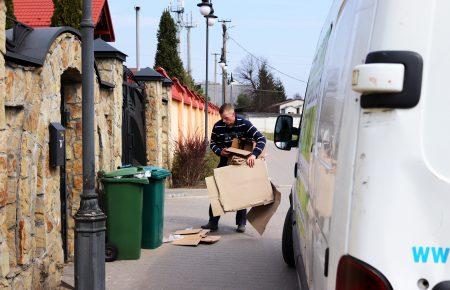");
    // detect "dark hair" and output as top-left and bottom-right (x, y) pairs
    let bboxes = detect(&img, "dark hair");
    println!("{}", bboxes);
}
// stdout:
(219, 103), (234, 115)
